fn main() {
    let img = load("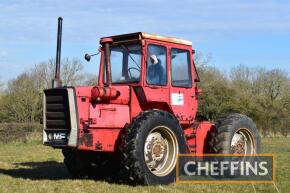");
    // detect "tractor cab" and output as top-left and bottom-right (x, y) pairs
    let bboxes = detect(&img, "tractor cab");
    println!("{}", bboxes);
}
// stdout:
(97, 32), (197, 87)
(94, 32), (200, 124)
